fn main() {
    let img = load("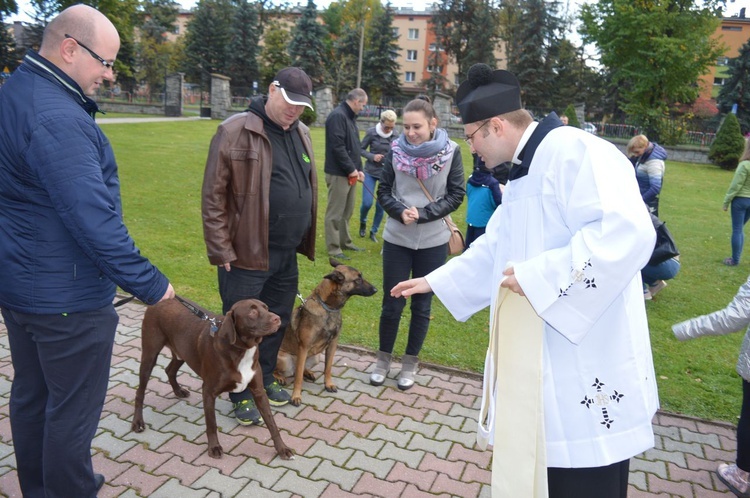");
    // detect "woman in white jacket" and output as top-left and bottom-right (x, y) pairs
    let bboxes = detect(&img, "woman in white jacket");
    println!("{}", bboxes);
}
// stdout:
(673, 276), (750, 497)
